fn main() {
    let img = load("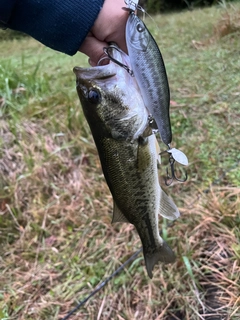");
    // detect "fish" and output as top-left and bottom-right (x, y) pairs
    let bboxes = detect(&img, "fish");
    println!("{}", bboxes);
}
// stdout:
(126, 12), (172, 147)
(73, 45), (179, 278)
